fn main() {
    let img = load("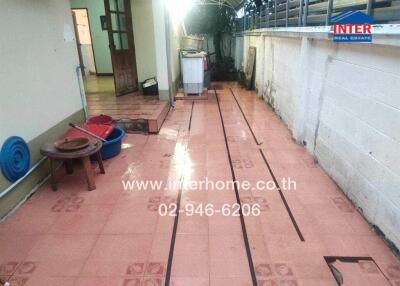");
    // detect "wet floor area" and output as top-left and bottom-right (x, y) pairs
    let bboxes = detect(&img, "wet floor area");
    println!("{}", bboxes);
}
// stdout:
(0, 82), (399, 286)
(85, 76), (169, 133)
